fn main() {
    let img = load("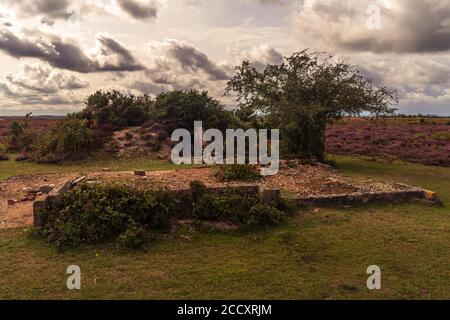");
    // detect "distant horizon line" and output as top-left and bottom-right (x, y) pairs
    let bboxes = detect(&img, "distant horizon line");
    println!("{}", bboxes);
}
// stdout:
(1, 113), (450, 118)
